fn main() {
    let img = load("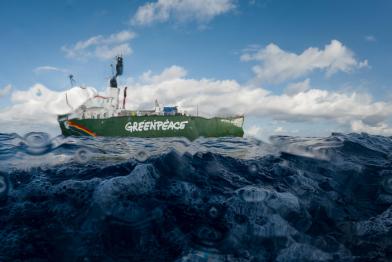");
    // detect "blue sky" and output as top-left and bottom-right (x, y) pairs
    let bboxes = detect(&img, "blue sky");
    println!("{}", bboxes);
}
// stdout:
(1, 0), (392, 138)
